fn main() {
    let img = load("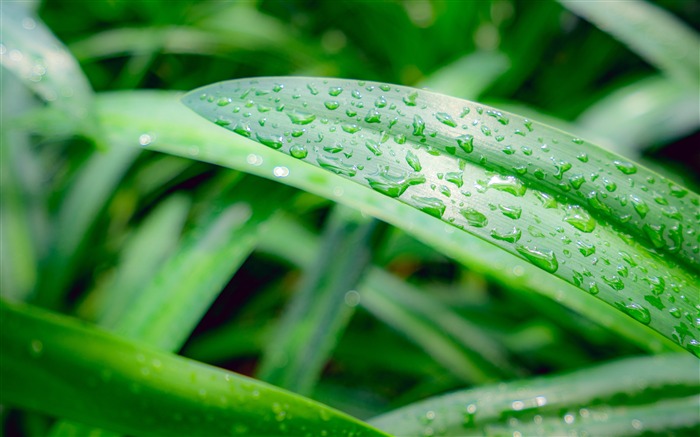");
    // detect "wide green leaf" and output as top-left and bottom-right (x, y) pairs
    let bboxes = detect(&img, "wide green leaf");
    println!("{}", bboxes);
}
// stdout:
(0, 299), (389, 437)
(369, 354), (700, 436)
(94, 90), (682, 357)
(181, 77), (699, 355)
